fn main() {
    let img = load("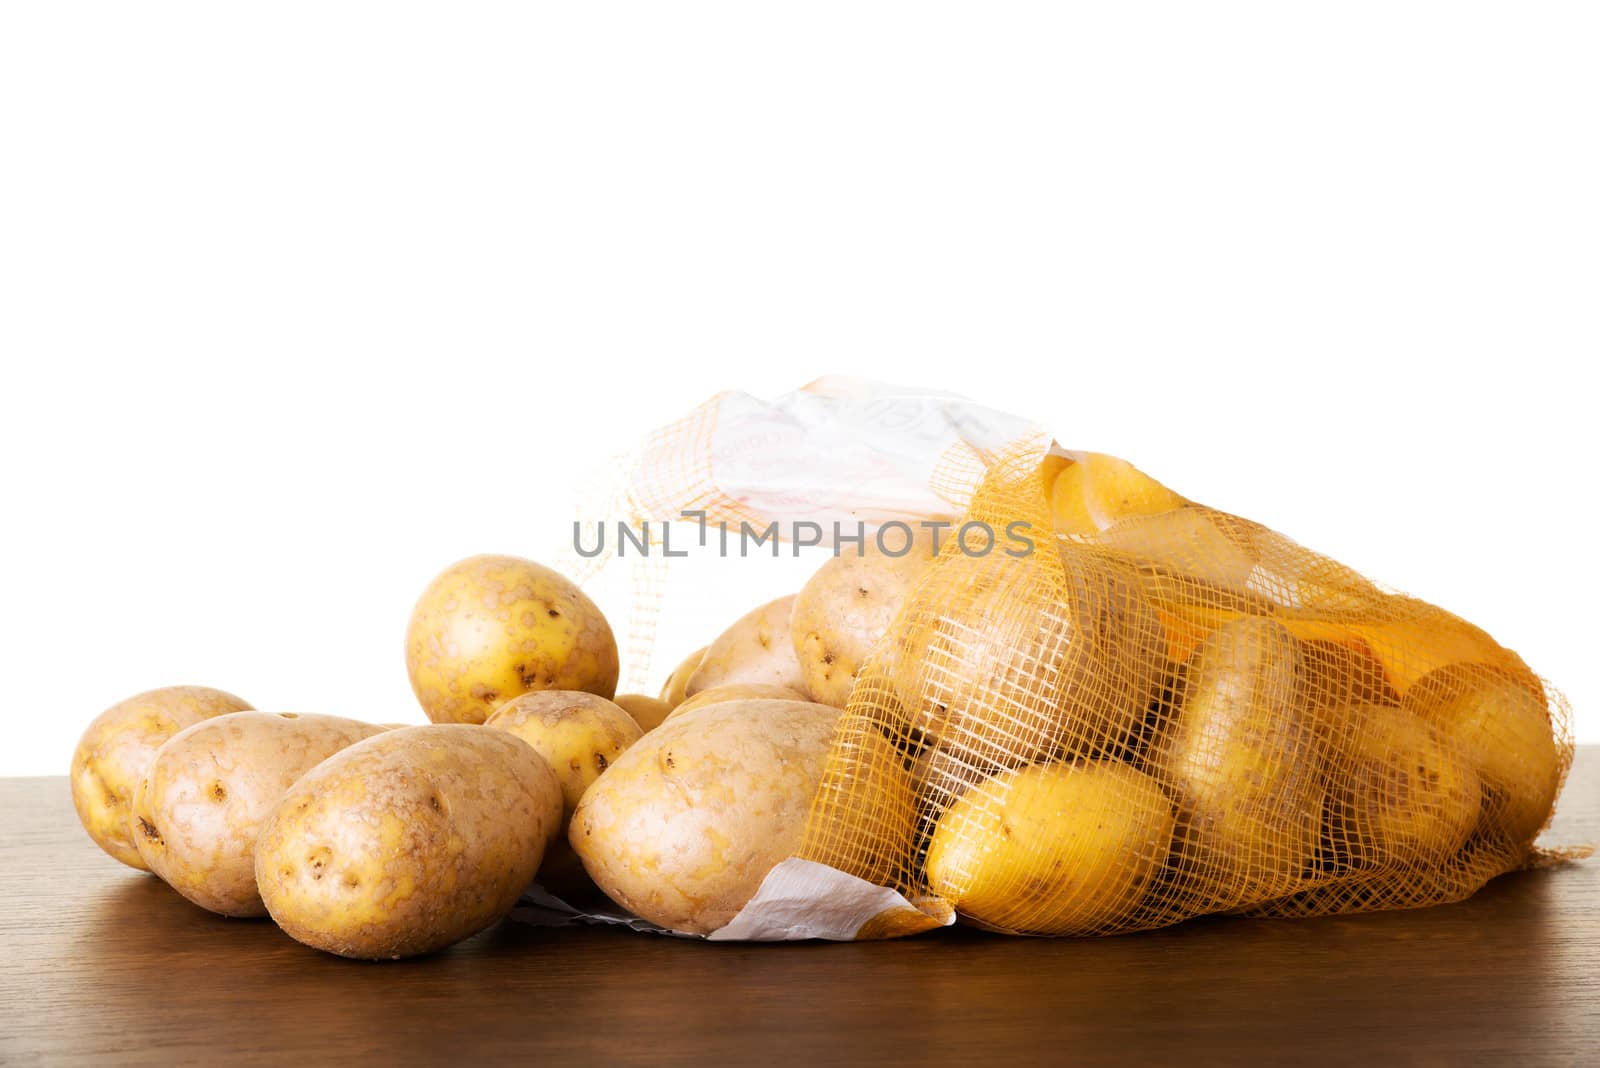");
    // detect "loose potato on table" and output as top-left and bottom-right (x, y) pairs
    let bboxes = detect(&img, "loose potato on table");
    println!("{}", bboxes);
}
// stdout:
(405, 554), (620, 725)
(255, 725), (563, 960)
(684, 596), (806, 697)
(613, 693), (674, 731)
(790, 542), (936, 708)
(572, 699), (843, 935)
(926, 761), (1175, 935)
(1403, 663), (1561, 844)
(71, 685), (253, 870)
(658, 645), (707, 708)
(1156, 617), (1327, 907)
(485, 691), (644, 897)
(132, 713), (386, 917)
